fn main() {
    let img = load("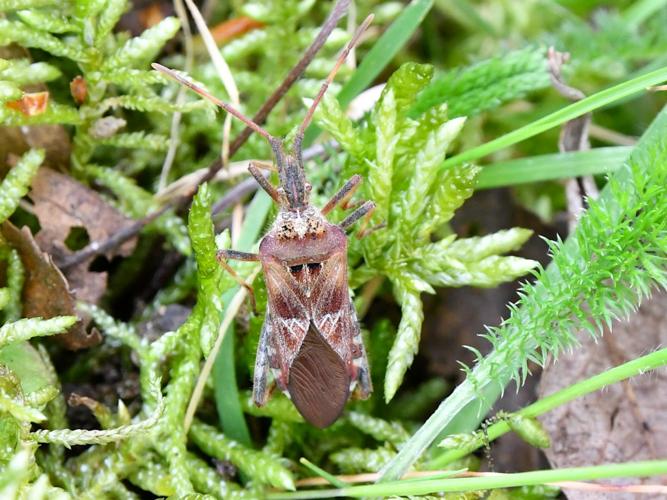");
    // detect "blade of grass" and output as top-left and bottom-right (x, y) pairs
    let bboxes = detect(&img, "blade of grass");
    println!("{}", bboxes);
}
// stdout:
(268, 460), (667, 498)
(429, 347), (667, 468)
(213, 191), (272, 445)
(476, 146), (631, 189)
(337, 0), (434, 107)
(378, 104), (667, 482)
(440, 65), (667, 171)
(299, 458), (349, 488)
(623, 0), (667, 27)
